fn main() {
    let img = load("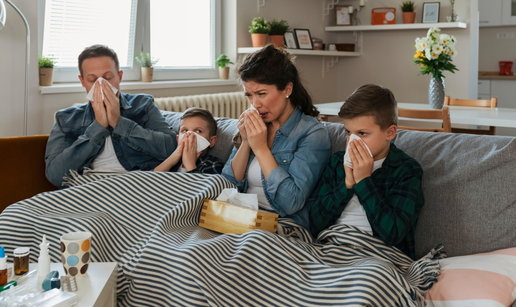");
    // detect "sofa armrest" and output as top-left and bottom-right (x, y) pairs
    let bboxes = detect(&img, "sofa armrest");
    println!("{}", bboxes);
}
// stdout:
(0, 135), (57, 213)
